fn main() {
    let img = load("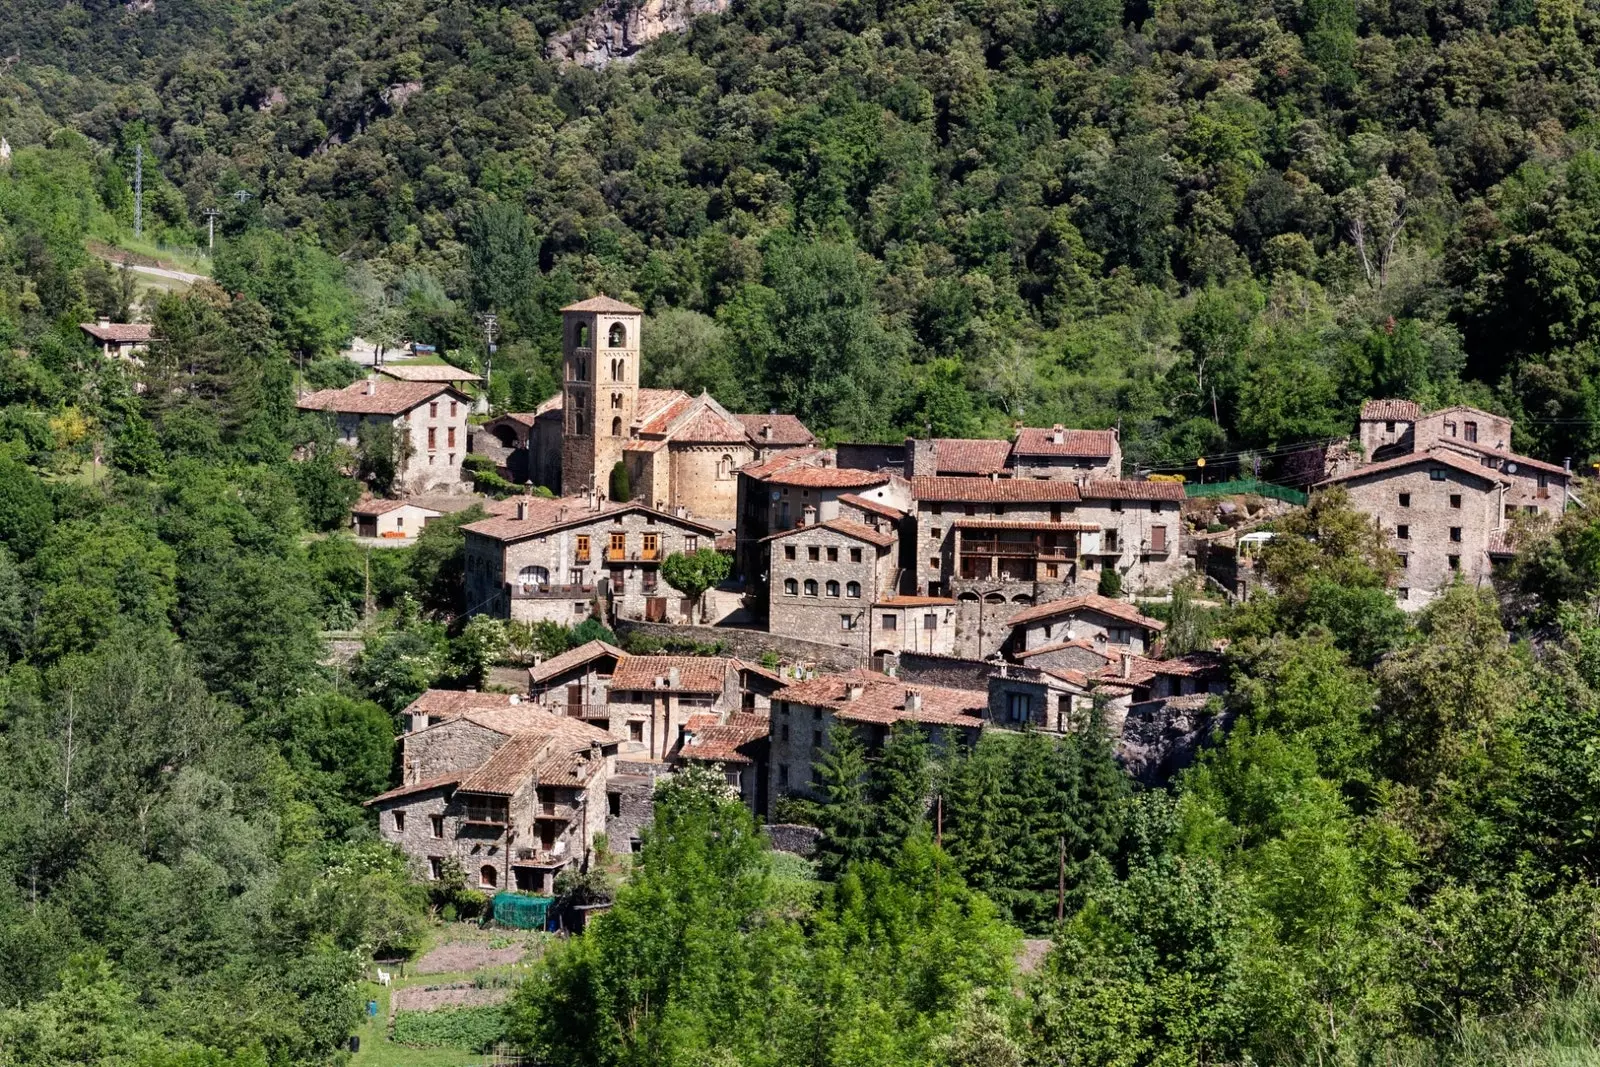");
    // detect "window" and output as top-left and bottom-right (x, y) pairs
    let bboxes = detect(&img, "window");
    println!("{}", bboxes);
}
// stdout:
(576, 359), (587, 381)
(930, 528), (942, 541)
(447, 426), (456, 448)
(428, 857), (442, 880)
(1103, 529), (1120, 552)
(392, 810), (406, 832)
(430, 814), (443, 838)
(825, 580), (840, 597)
(518, 565), (550, 587)
(804, 579), (818, 596)
(923, 613), (938, 630)
(826, 547), (839, 562)
(396, 516), (405, 528)
(642, 570), (658, 593)
(1445, 420), (1458, 437)
(1399, 493), (1411, 507)
(841, 614), (857, 630)
(643, 532), (659, 557)
(779, 765), (790, 786)
(928, 557), (941, 570)
(964, 505), (976, 516)
(931, 503), (943, 515)
(1051, 505), (1062, 522)
(573, 601), (586, 614)
(719, 454), (734, 479)
(1430, 468), (1447, 481)
(882, 614), (898, 630)
(846, 581), (861, 598)
(1385, 420), (1396, 433)
(808, 546), (820, 561)
(1538, 472), (1550, 489)
(1111, 500), (1123, 513)
(1465, 421), (1478, 442)
(1450, 526), (1462, 542)
(781, 723), (790, 741)
(813, 730), (822, 746)
(611, 416), (623, 437)
(448, 453), (455, 466)
(1396, 524), (1410, 540)
(450, 401), (457, 417)
(685, 535), (698, 553)
(1007, 692), (1032, 724)
(1150, 525), (1167, 552)
(629, 720), (643, 742)
(850, 548), (862, 563)
(611, 358), (623, 380)
(1450, 494), (1461, 509)
(608, 793), (621, 817)
(611, 392), (622, 409)
(576, 322), (590, 347)
(1397, 587), (1409, 601)
(1398, 553), (1409, 569)
(1449, 554), (1461, 570)
(1151, 501), (1163, 513)
(610, 531), (626, 557)
(427, 427), (437, 450)
(429, 402), (438, 418)
(479, 865), (498, 889)
(610, 567), (625, 589)
(576, 534), (591, 561)
(609, 322), (627, 347)
(993, 504), (1005, 515)
(784, 545), (797, 561)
